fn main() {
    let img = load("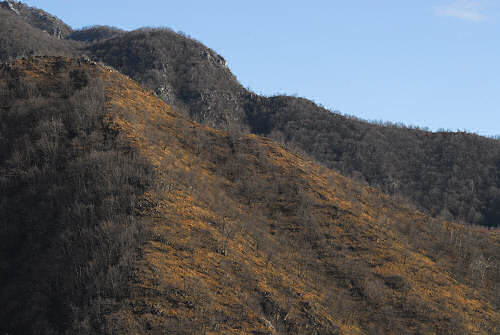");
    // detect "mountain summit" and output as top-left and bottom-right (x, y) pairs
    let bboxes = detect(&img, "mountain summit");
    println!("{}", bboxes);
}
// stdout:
(0, 0), (72, 38)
